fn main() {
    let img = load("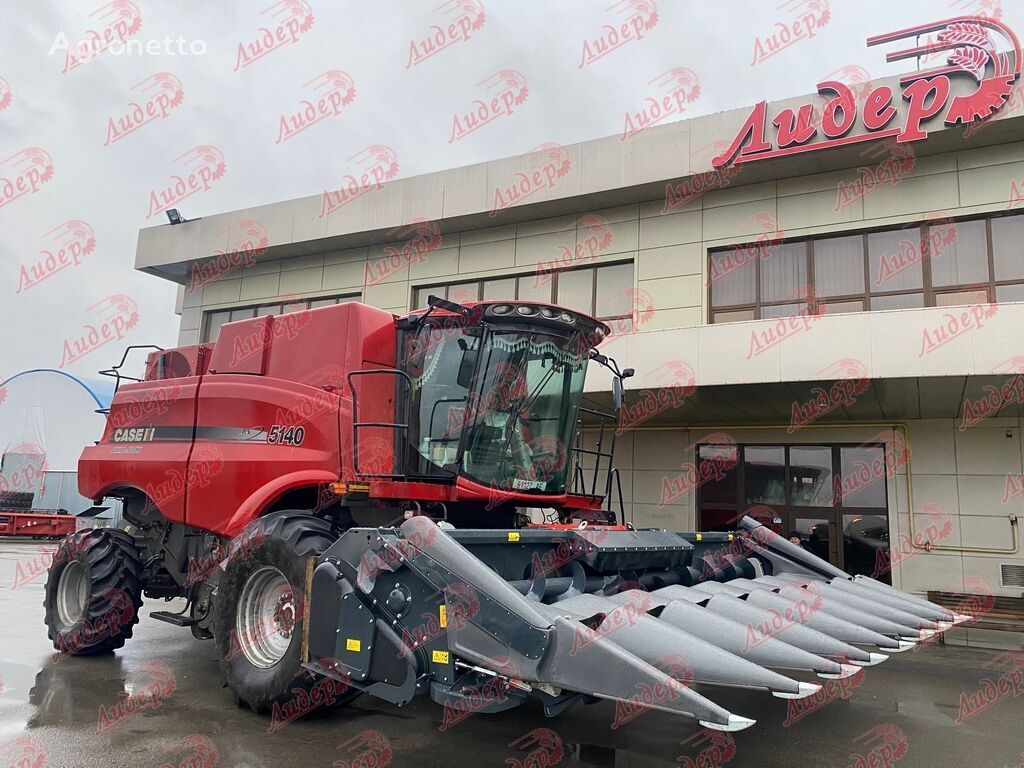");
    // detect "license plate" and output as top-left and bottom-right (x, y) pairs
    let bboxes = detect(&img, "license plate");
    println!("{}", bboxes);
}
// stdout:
(511, 478), (546, 491)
